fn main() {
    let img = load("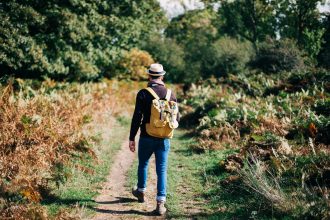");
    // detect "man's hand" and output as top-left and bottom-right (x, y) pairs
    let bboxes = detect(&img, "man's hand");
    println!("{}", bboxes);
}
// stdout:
(129, 141), (135, 152)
